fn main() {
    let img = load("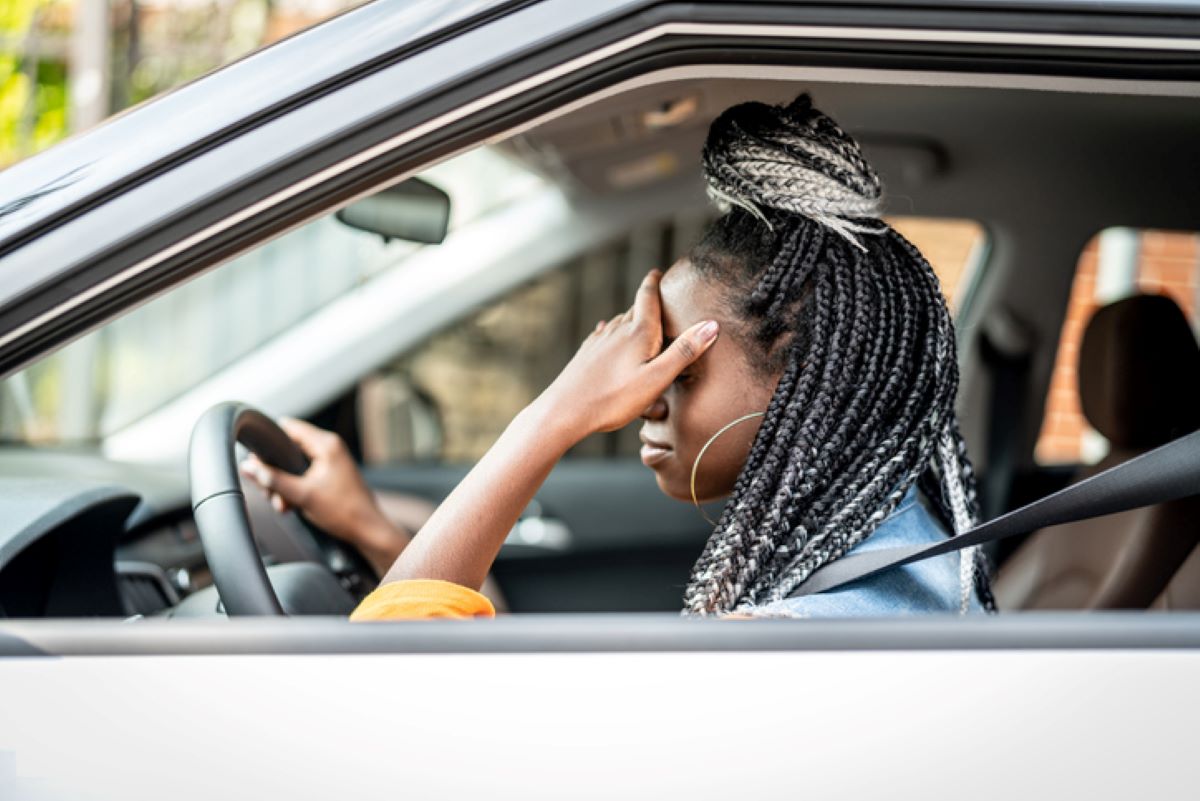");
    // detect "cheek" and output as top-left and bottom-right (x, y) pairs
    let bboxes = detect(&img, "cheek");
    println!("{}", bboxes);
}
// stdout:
(687, 417), (761, 502)
(664, 387), (764, 503)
